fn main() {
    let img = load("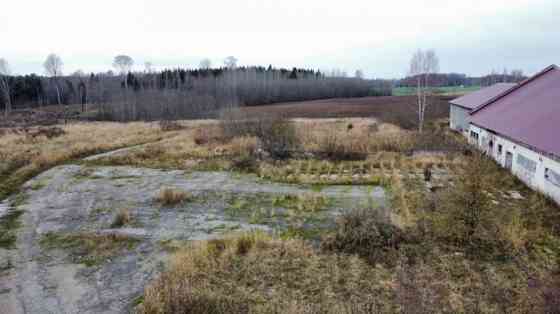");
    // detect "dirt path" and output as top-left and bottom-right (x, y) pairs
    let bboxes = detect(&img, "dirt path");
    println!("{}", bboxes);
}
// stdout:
(0, 162), (387, 313)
